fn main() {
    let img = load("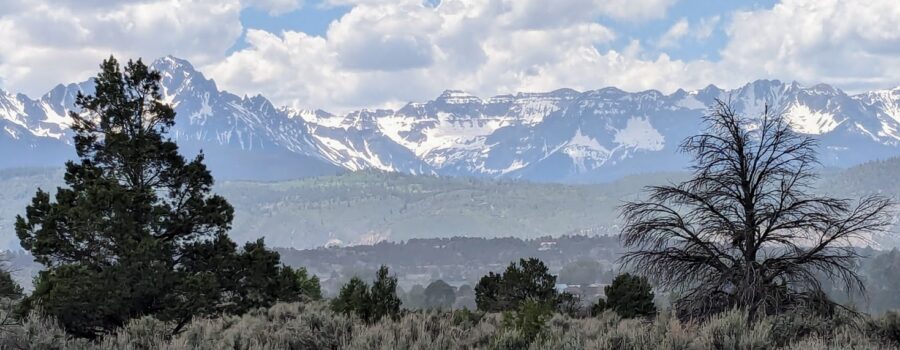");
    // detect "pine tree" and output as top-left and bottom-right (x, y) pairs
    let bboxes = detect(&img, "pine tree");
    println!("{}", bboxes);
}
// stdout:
(595, 273), (657, 319)
(275, 266), (322, 302)
(331, 277), (371, 320)
(368, 265), (401, 321)
(475, 258), (558, 312)
(0, 269), (22, 299)
(13, 57), (294, 337)
(330, 265), (400, 323)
